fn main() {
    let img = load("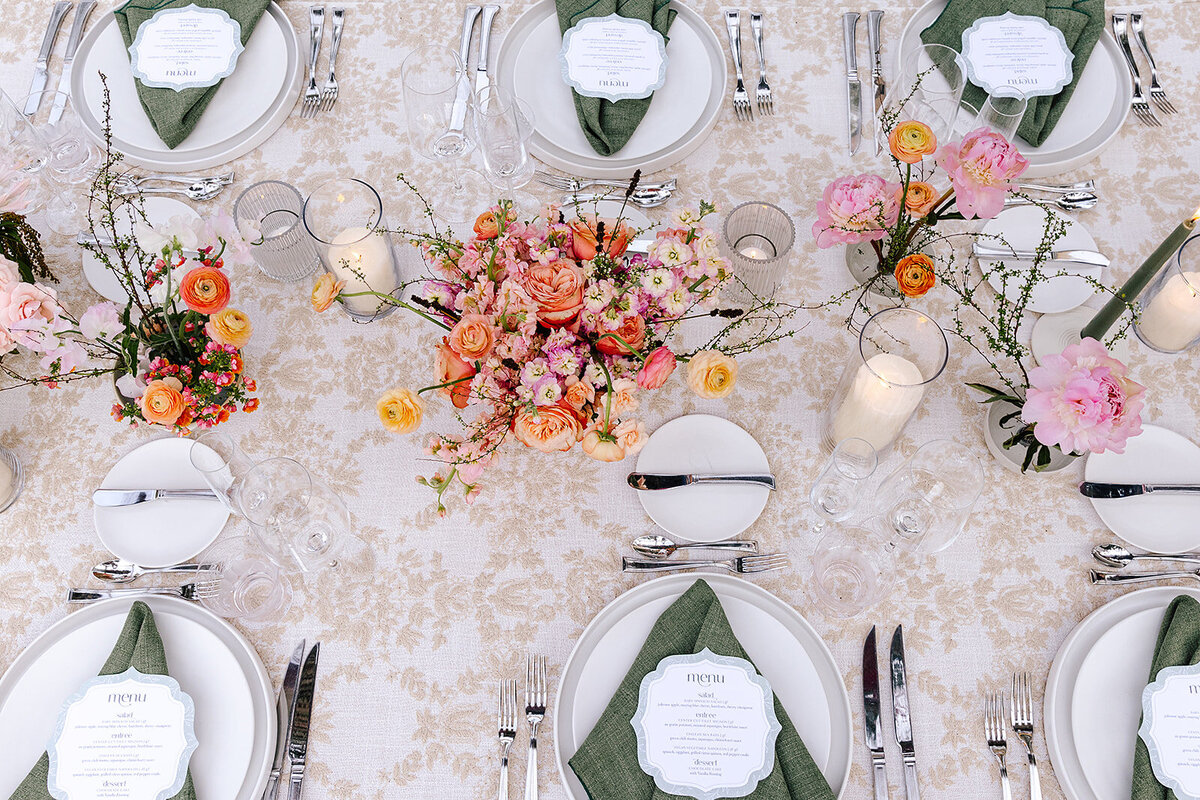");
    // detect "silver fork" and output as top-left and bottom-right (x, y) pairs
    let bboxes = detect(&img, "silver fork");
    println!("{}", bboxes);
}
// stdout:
(1130, 13), (1177, 115)
(621, 553), (790, 574)
(301, 6), (325, 119)
(66, 579), (223, 604)
(1011, 673), (1042, 800)
(1112, 14), (1160, 127)
(985, 693), (1013, 800)
(524, 655), (547, 800)
(497, 679), (517, 800)
(750, 13), (772, 115)
(319, 8), (344, 113)
(724, 10), (753, 121)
